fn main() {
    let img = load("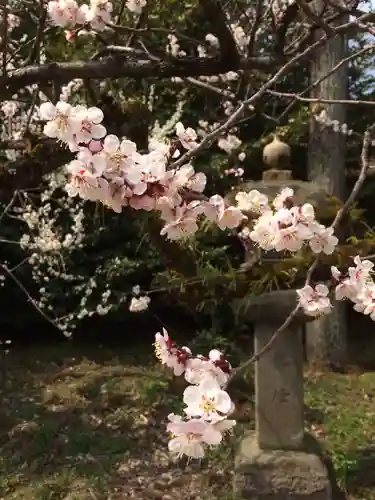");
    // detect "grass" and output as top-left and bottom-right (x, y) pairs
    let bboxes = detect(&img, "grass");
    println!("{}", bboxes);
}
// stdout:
(0, 342), (374, 499)
(305, 370), (375, 499)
